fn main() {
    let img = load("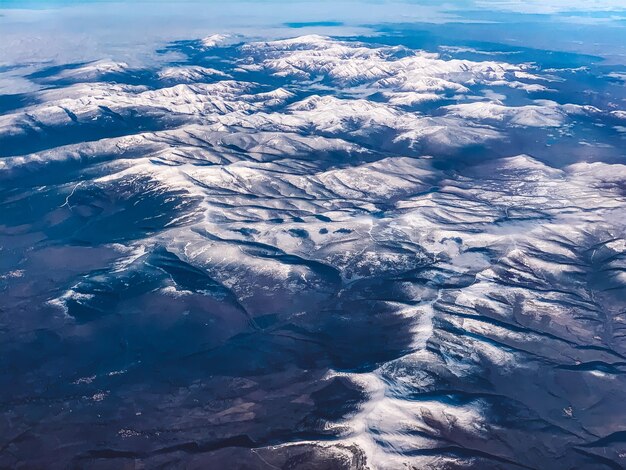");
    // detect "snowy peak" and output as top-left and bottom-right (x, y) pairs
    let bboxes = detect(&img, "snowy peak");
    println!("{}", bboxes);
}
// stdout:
(201, 33), (231, 48)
